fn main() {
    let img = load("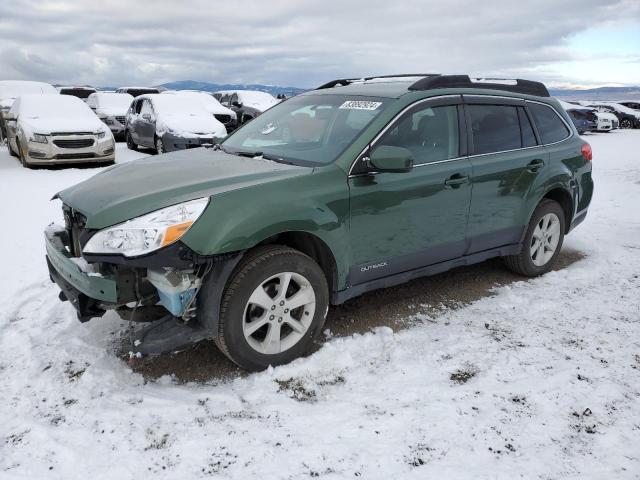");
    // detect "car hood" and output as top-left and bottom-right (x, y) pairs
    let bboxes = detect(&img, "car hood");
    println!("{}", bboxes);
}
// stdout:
(56, 149), (311, 229)
(21, 116), (105, 134)
(158, 114), (225, 136)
